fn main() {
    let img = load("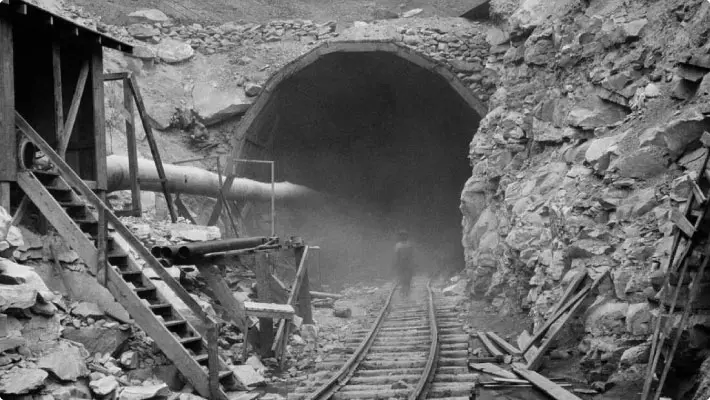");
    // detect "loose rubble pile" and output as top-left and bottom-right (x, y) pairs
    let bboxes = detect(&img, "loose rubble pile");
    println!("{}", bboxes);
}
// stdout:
(459, 0), (710, 395)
